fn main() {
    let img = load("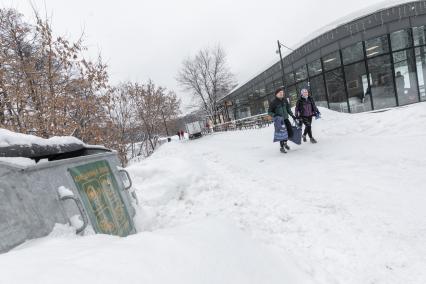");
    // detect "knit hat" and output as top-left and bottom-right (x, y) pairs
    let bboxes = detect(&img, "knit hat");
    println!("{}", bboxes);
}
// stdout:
(274, 87), (284, 96)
